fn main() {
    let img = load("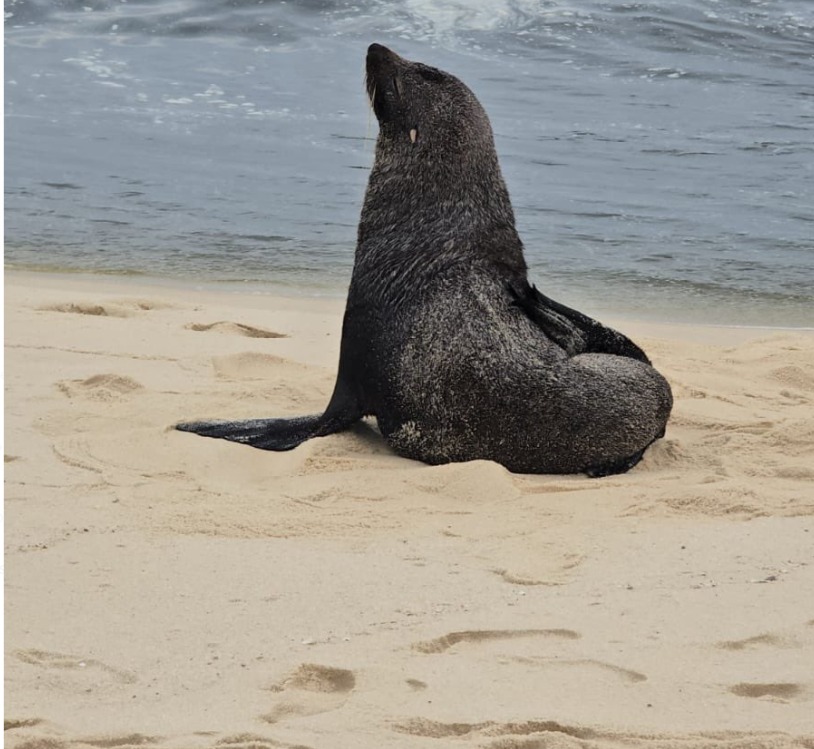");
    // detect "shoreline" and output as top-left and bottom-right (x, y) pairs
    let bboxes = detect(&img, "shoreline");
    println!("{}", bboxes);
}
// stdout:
(5, 268), (814, 747)
(6, 268), (814, 338)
